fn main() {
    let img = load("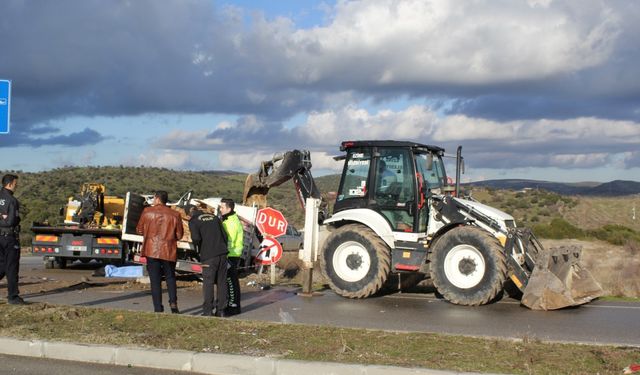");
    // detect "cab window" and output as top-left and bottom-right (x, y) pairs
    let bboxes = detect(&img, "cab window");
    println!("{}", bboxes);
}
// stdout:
(415, 153), (446, 190)
(374, 148), (415, 232)
(374, 149), (414, 206)
(337, 149), (371, 201)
